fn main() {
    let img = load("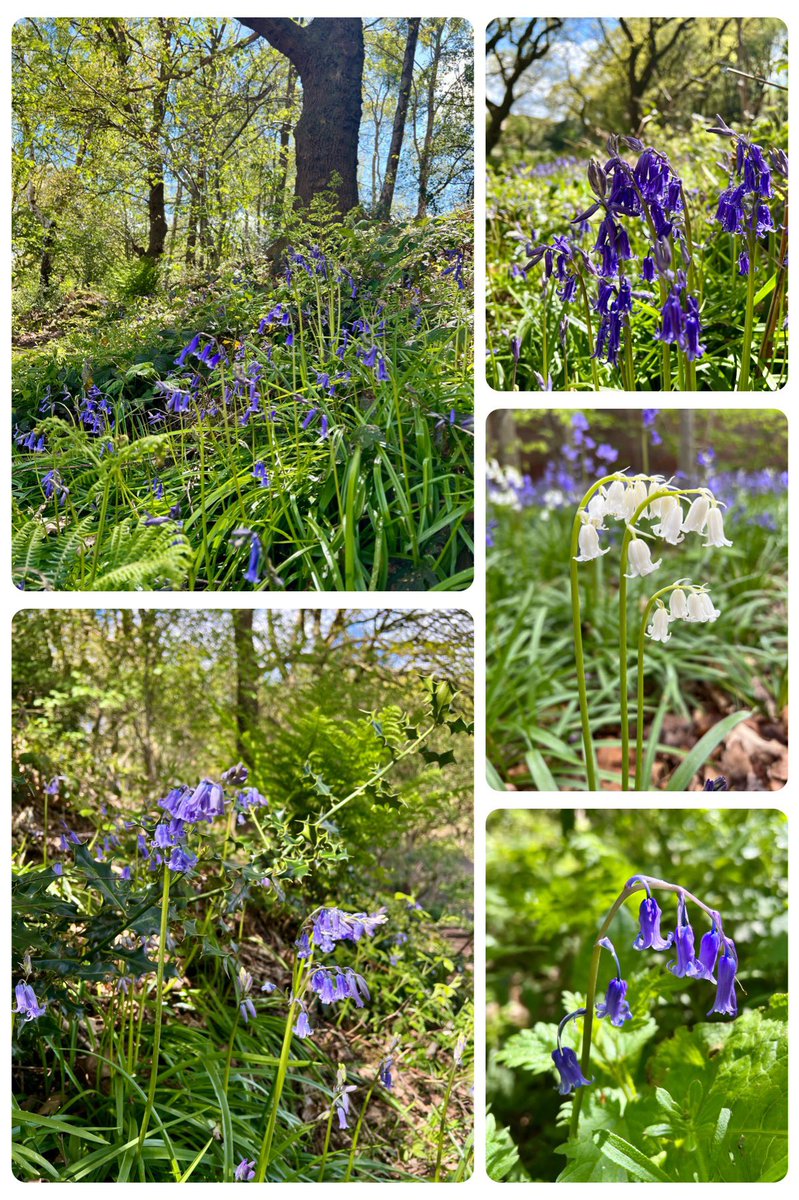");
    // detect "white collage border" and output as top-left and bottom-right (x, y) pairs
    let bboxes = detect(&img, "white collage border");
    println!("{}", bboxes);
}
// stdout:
(1, 4), (796, 1193)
